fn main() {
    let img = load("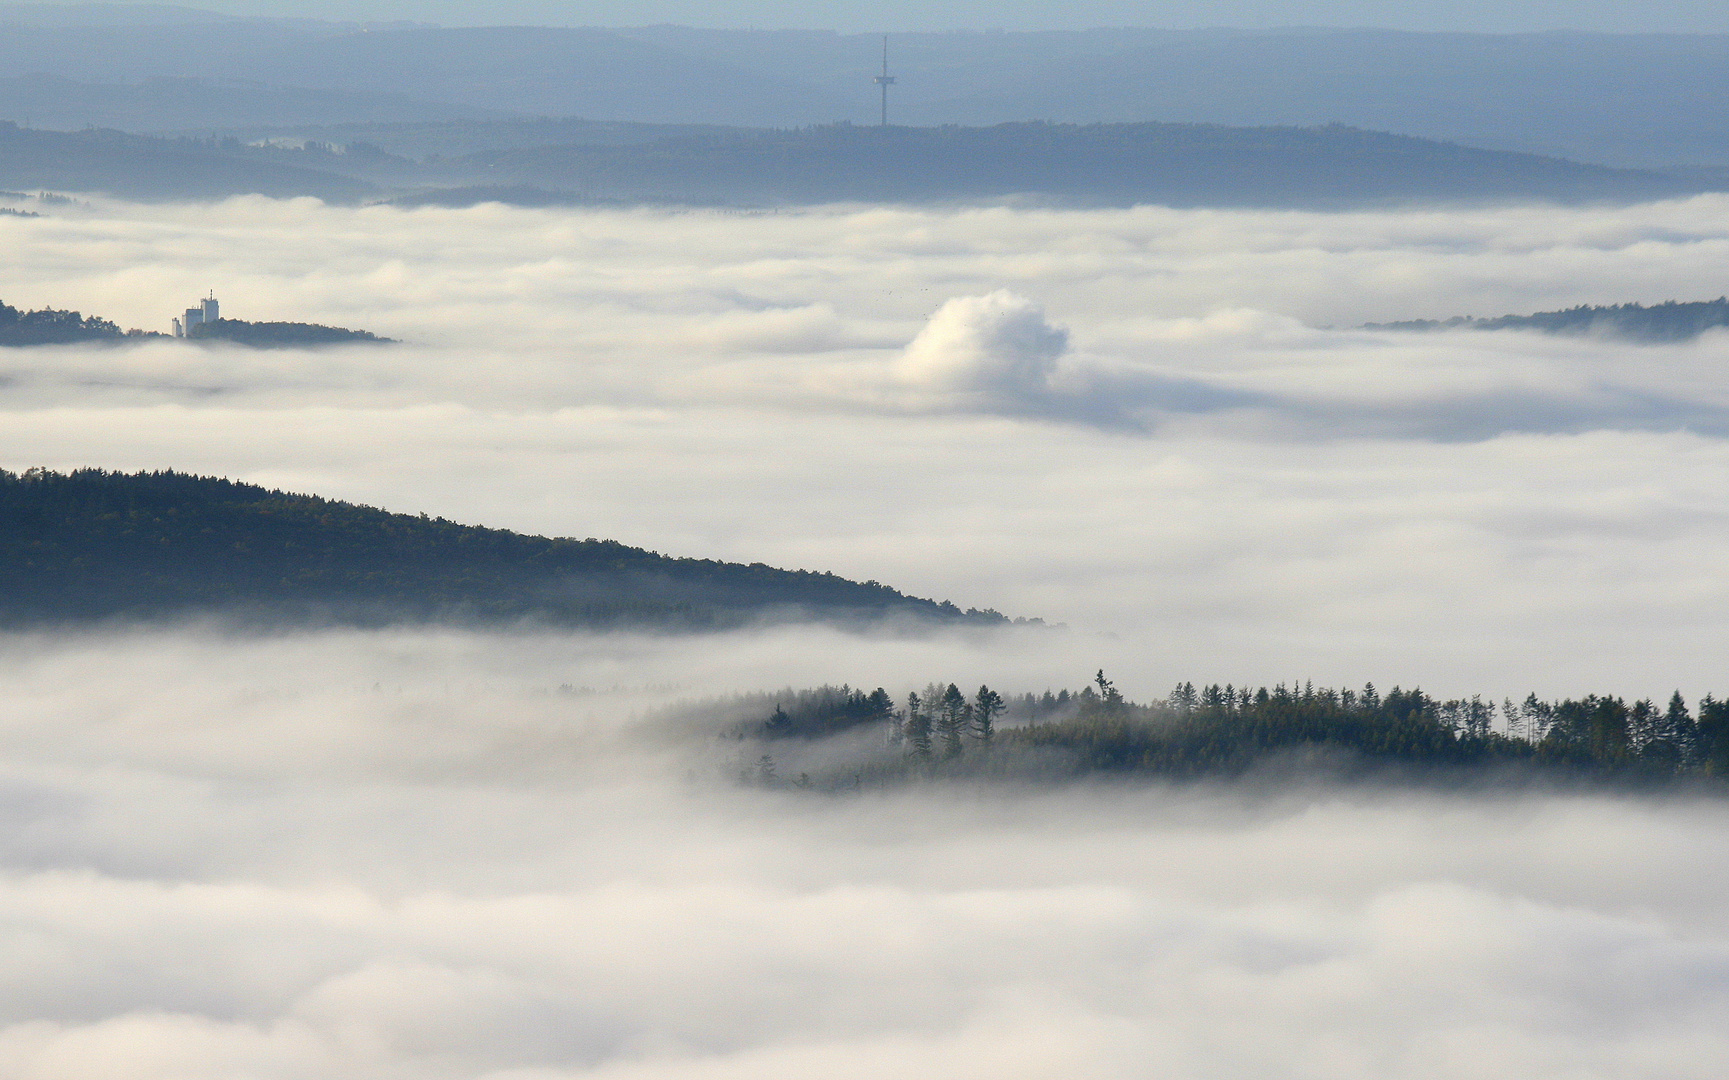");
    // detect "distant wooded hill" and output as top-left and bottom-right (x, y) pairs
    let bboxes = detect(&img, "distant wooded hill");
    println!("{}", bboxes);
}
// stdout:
(0, 116), (1710, 208)
(0, 469), (1014, 630)
(0, 121), (371, 201)
(1366, 298), (1729, 343)
(7, 21), (1729, 168)
(437, 121), (1699, 209)
(0, 298), (387, 347)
